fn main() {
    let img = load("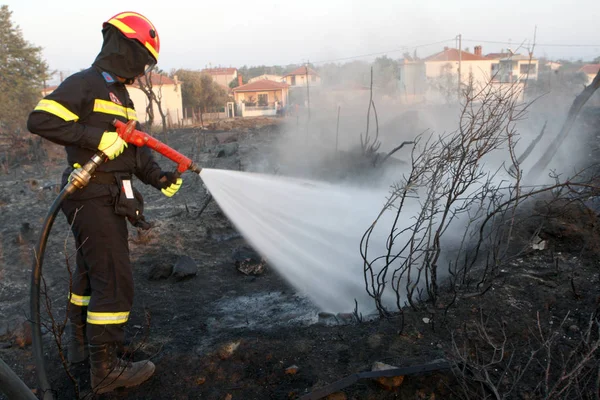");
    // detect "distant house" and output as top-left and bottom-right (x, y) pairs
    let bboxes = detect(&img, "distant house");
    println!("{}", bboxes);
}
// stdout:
(232, 79), (289, 117)
(486, 51), (539, 82)
(424, 46), (496, 85)
(283, 66), (321, 87)
(546, 61), (562, 71)
(248, 74), (284, 84)
(127, 74), (184, 127)
(201, 67), (238, 88)
(398, 45), (530, 103)
(578, 64), (600, 84)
